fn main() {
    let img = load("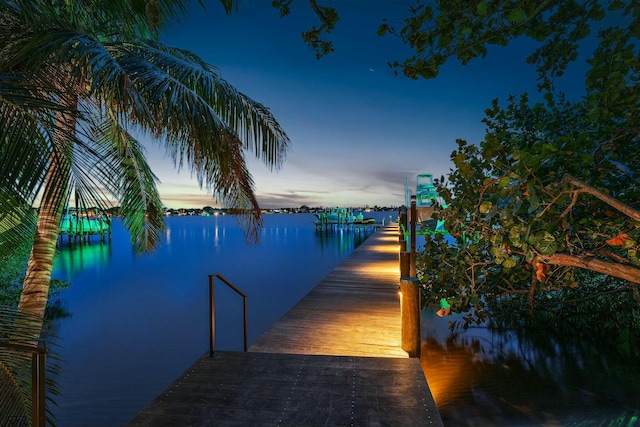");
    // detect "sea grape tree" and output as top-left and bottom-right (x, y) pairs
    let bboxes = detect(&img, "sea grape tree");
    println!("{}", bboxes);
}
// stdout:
(398, 0), (640, 324)
(279, 0), (640, 325)
(418, 92), (640, 326)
